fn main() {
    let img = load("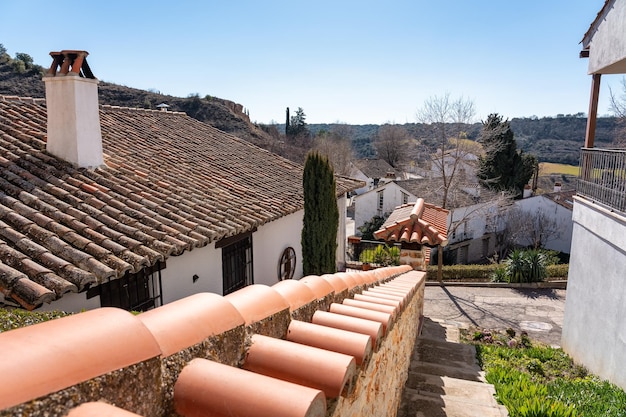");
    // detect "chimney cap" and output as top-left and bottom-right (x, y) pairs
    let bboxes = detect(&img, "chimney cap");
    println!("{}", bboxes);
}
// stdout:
(46, 50), (96, 79)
